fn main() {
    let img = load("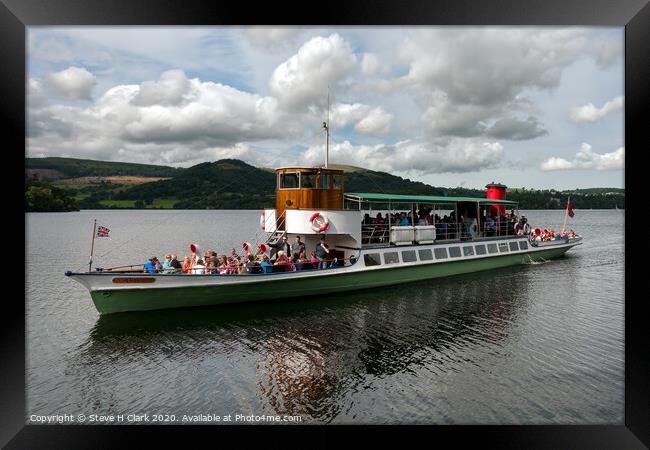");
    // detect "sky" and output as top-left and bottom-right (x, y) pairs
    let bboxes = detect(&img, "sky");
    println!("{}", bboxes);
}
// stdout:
(26, 26), (625, 190)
